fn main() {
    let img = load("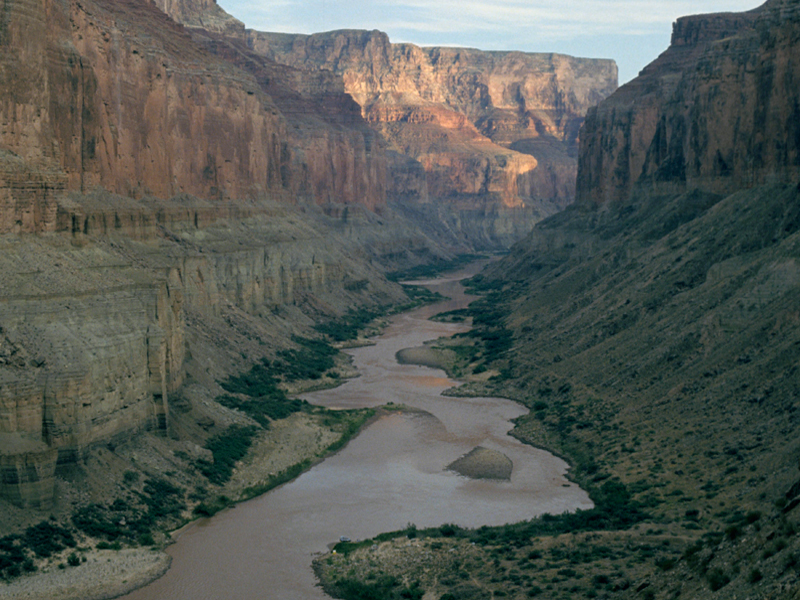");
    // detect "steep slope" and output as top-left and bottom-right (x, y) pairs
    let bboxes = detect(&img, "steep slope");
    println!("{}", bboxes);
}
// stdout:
(314, 2), (800, 599)
(0, 0), (444, 513)
(475, 0), (800, 597)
